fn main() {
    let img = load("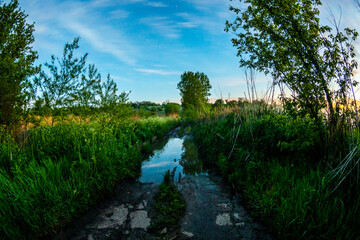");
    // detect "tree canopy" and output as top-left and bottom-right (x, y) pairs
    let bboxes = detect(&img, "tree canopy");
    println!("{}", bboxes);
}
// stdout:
(165, 102), (180, 116)
(0, 0), (38, 127)
(225, 0), (358, 126)
(177, 71), (211, 117)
